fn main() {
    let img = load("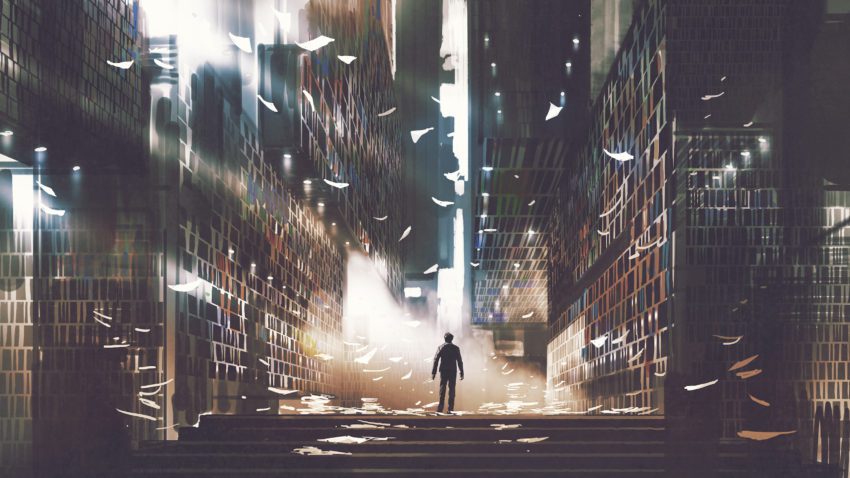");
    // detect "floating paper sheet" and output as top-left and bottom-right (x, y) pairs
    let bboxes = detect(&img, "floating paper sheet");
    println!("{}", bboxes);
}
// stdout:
(545, 102), (562, 121)
(591, 334), (608, 348)
(135, 328), (150, 333)
(517, 437), (549, 443)
(296, 35), (334, 51)
(377, 107), (396, 117)
(40, 204), (66, 216)
(116, 408), (157, 421)
(354, 348), (378, 365)
(423, 264), (438, 274)
(338, 55), (357, 64)
(107, 60), (134, 69)
(401, 370), (413, 380)
(737, 430), (796, 441)
(410, 127), (434, 143)
(528, 200), (536, 206)
(292, 446), (351, 456)
(684, 379), (718, 391)
(743, 121), (754, 127)
(470, 262), (480, 267)
(229, 33), (252, 53)
(749, 394), (770, 407)
(701, 92), (725, 101)
(153, 59), (174, 70)
(602, 148), (634, 161)
(363, 367), (390, 373)
(388, 357), (403, 363)
(374, 216), (388, 221)
(398, 226), (412, 242)
(728, 354), (759, 372)
(324, 179), (349, 189)
(268, 387), (298, 396)
(611, 330), (630, 345)
(36, 180), (56, 197)
(168, 279), (203, 292)
(713, 334), (743, 346)
(258, 95), (278, 112)
(521, 311), (534, 319)
(736, 369), (762, 379)
(319, 435), (369, 444)
(303, 90), (316, 112)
